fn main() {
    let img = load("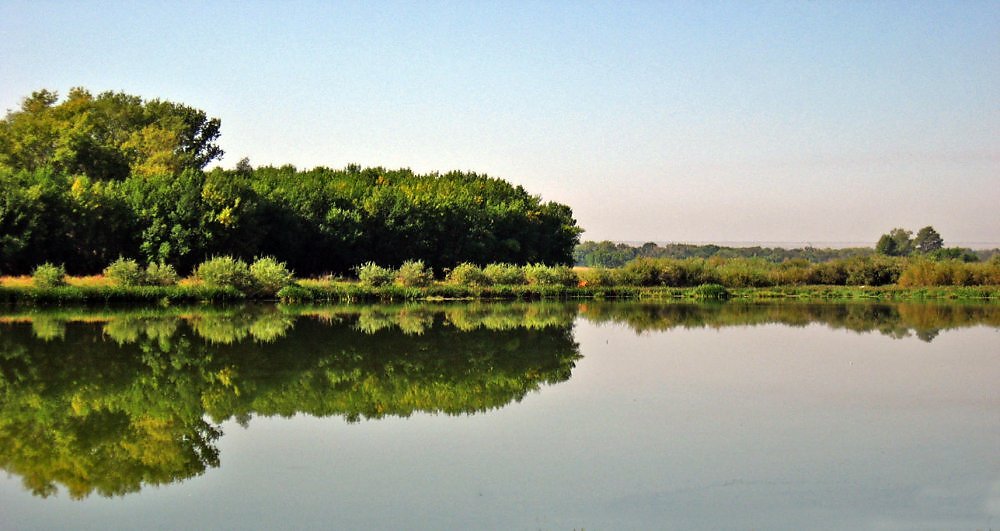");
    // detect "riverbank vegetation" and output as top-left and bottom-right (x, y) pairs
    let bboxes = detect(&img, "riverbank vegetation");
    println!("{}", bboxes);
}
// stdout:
(2, 254), (998, 304)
